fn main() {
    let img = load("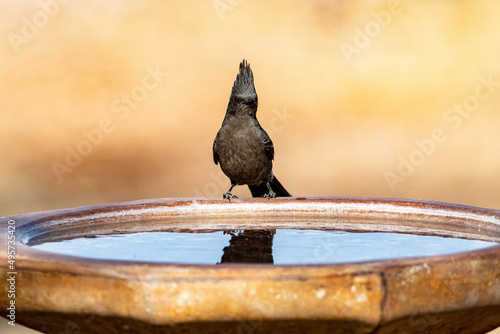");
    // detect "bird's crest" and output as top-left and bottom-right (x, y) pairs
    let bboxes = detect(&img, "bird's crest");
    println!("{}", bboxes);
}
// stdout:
(231, 59), (257, 99)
